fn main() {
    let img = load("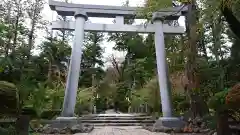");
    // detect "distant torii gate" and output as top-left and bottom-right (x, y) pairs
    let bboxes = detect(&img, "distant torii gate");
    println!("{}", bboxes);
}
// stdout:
(49, 0), (187, 128)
